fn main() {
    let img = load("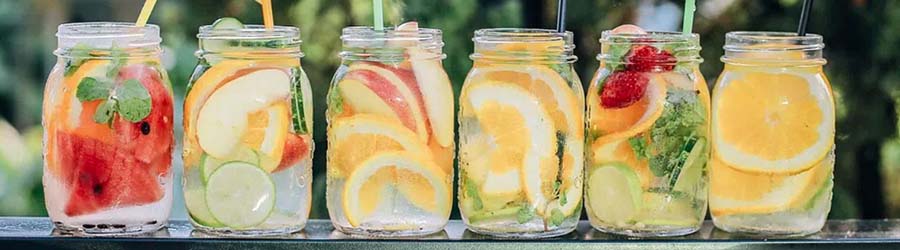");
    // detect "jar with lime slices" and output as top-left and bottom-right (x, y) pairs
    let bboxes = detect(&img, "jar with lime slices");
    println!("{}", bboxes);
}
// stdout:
(585, 25), (710, 237)
(325, 22), (455, 237)
(457, 28), (584, 238)
(710, 32), (834, 236)
(182, 18), (314, 236)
